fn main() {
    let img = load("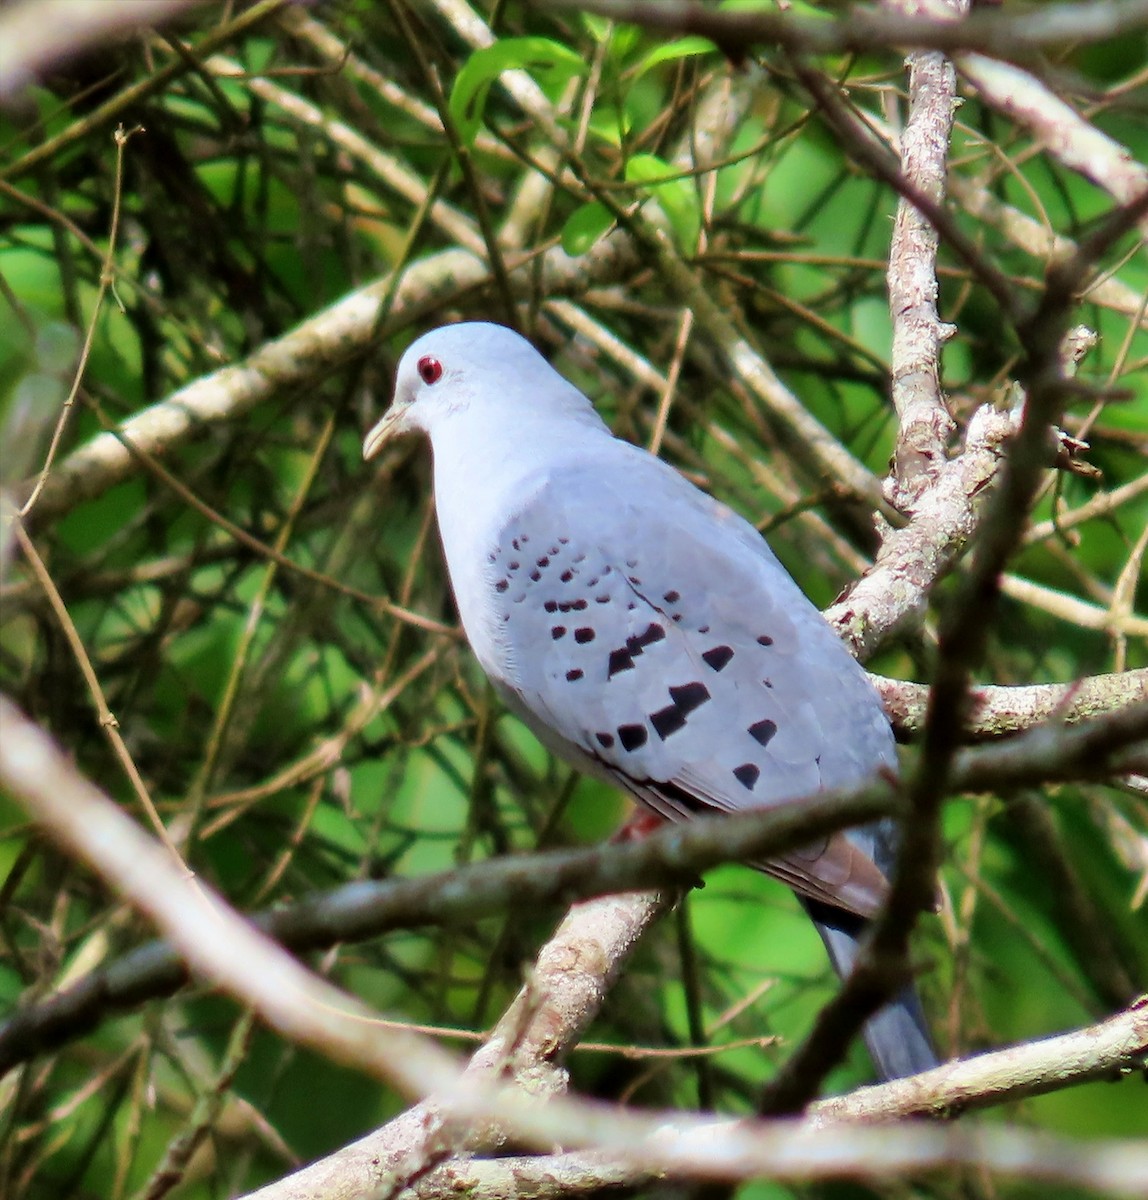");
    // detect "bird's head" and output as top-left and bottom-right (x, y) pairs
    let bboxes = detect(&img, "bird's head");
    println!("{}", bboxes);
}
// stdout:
(362, 322), (600, 460)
